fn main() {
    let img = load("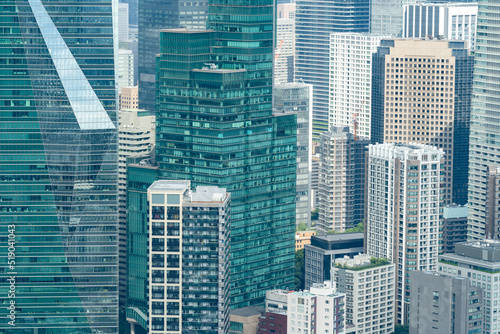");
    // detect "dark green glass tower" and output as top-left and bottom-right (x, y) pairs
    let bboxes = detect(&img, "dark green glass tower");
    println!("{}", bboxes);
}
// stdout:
(156, 0), (297, 308)
(0, 0), (118, 332)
